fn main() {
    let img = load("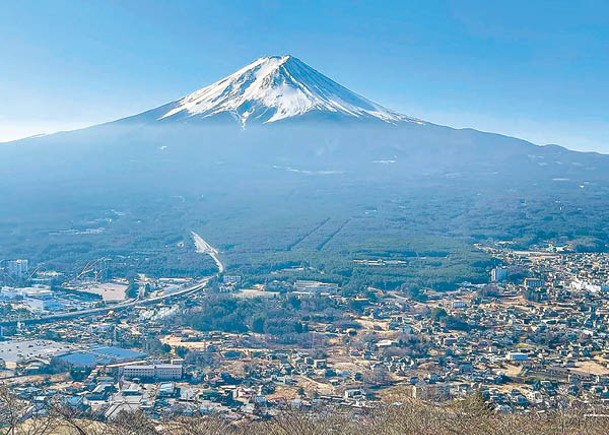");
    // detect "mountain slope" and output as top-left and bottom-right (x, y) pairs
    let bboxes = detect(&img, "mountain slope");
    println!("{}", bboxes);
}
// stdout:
(133, 55), (419, 126)
(2, 55), (609, 285)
